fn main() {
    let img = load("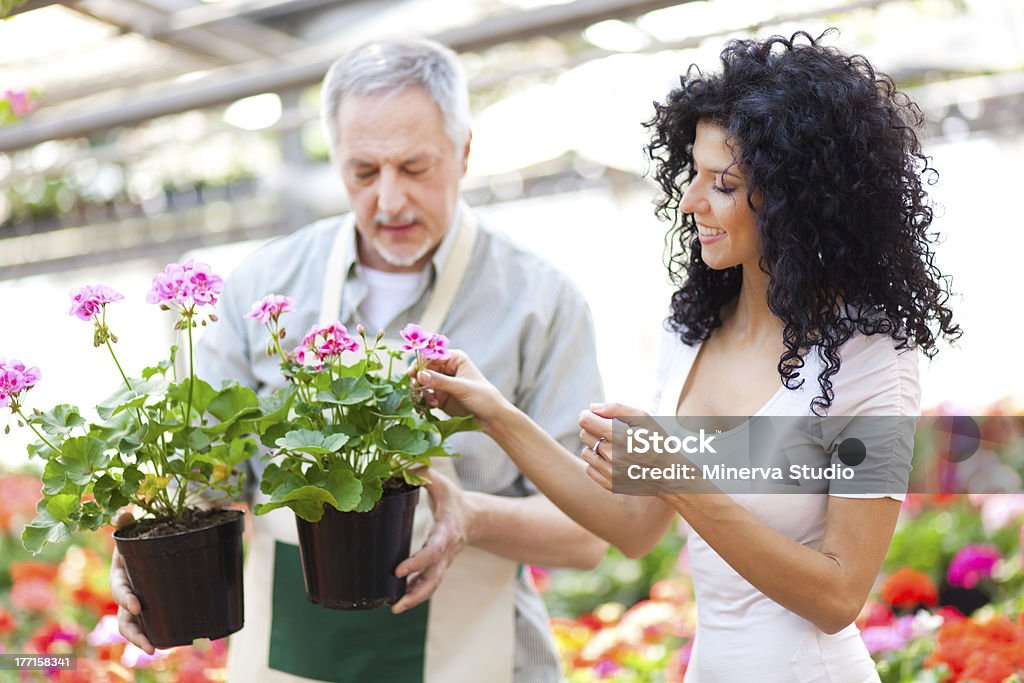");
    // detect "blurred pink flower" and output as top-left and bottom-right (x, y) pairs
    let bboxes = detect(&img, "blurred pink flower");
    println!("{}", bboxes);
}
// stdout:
(861, 615), (915, 654)
(593, 658), (623, 679)
(68, 284), (124, 322)
(11, 579), (57, 612)
(4, 89), (35, 117)
(87, 615), (125, 647)
(121, 643), (170, 668)
(245, 294), (295, 325)
(947, 544), (1001, 589)
(971, 494), (1024, 531)
(146, 260), (223, 309)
